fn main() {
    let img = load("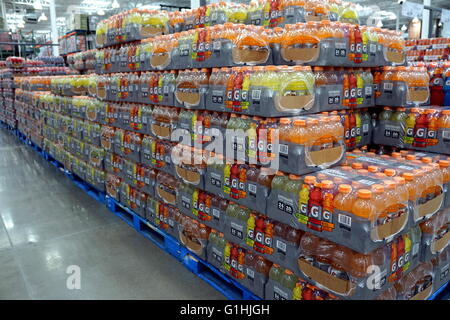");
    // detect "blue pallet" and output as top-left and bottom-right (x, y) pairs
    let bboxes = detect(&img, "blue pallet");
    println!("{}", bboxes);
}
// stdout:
(105, 196), (260, 299)
(105, 196), (188, 261)
(66, 171), (106, 204)
(183, 254), (260, 300)
(428, 281), (449, 300)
